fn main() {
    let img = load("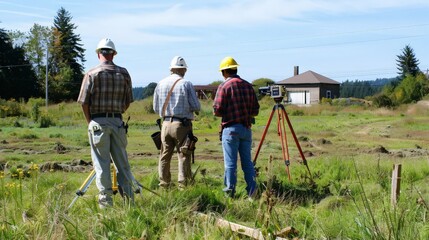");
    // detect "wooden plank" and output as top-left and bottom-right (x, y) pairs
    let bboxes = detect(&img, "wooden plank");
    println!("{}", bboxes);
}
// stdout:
(196, 212), (289, 240)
